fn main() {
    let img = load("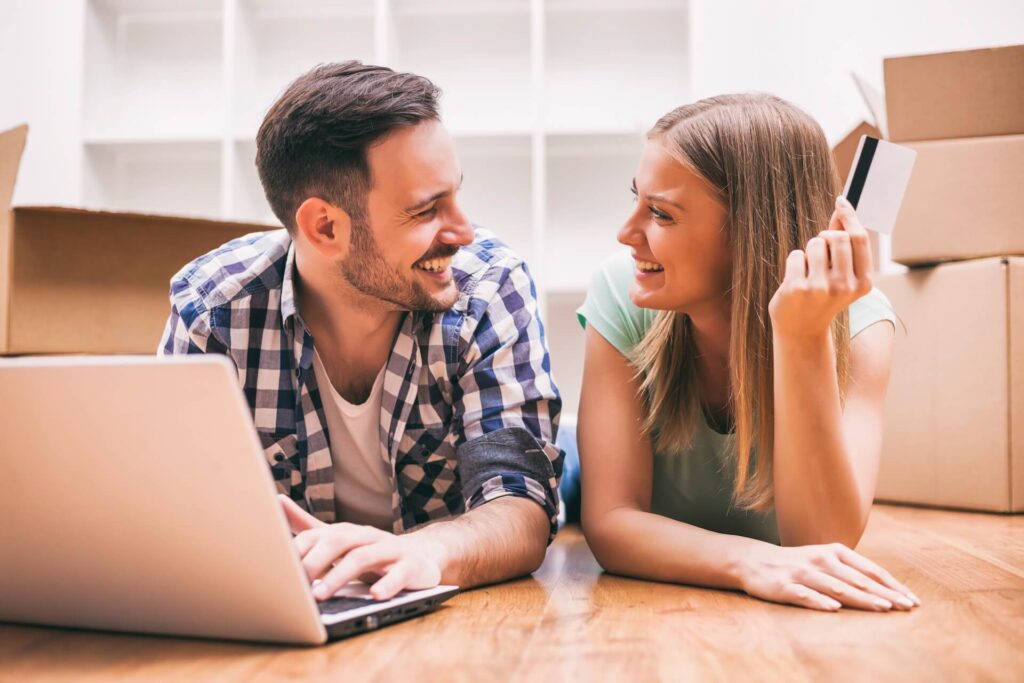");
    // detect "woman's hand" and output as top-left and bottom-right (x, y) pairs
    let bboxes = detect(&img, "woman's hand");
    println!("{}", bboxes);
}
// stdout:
(769, 195), (873, 339)
(737, 541), (920, 612)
